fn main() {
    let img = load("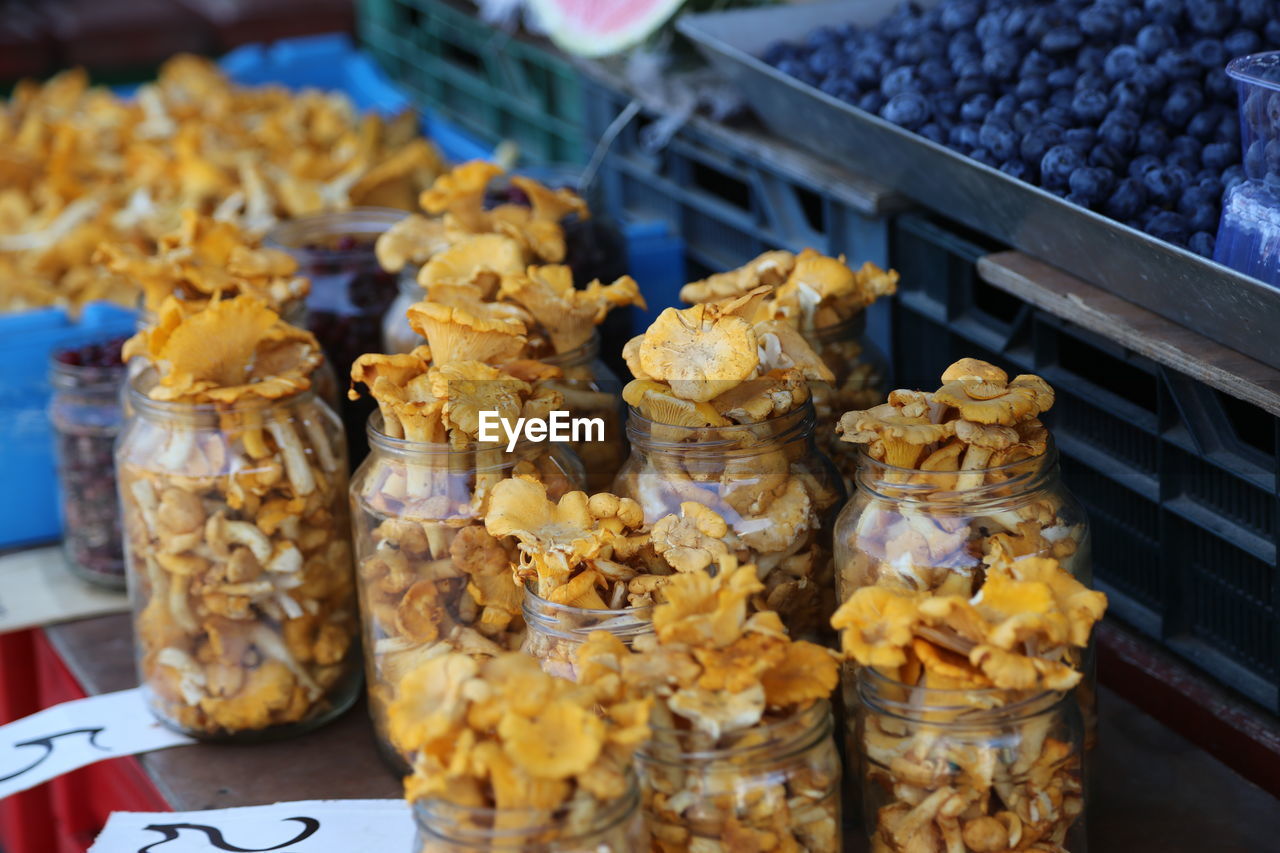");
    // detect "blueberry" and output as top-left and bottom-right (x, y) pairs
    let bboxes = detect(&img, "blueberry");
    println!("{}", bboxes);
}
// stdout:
(918, 59), (955, 92)
(1130, 154), (1162, 179)
(1020, 49), (1057, 78)
(1004, 5), (1032, 38)
(954, 123), (983, 150)
(1042, 25), (1085, 54)
(1048, 67), (1080, 89)
(948, 32), (980, 64)
(1110, 80), (1147, 113)
(960, 93), (995, 124)
(1090, 143), (1125, 169)
(1186, 108), (1223, 142)
(975, 11), (1005, 46)
(881, 92), (932, 130)
(919, 123), (946, 144)
(993, 93), (1019, 118)
(968, 147), (999, 167)
(1042, 144), (1084, 188)
(883, 67), (921, 97)
(1068, 128), (1100, 154)
(940, 0), (981, 32)
(1137, 23), (1177, 59)
(933, 92), (961, 120)
(1218, 112), (1241, 145)
(980, 120), (1019, 161)
(1069, 166), (1116, 206)
(851, 59), (882, 87)
(1000, 159), (1031, 181)
(1099, 120), (1137, 154)
(1105, 178), (1148, 219)
(1071, 92), (1108, 128)
(956, 75), (992, 98)
(1180, 192), (1221, 232)
(1187, 1), (1235, 36)
(1021, 124), (1066, 164)
(1188, 231), (1216, 257)
(1077, 45), (1109, 73)
(1104, 45), (1142, 80)
(1144, 166), (1184, 204)
(1132, 65), (1169, 94)
(858, 91), (887, 114)
(1224, 30), (1263, 58)
(1268, 139), (1280, 172)
(1143, 0), (1185, 26)
(1050, 88), (1076, 110)
(1146, 210), (1191, 244)
(1075, 71), (1109, 95)
(1171, 135), (1204, 161)
(1080, 4), (1122, 38)
(893, 39), (928, 65)
(1158, 48), (1202, 81)
(1107, 107), (1143, 129)
(1163, 81), (1205, 128)
(1191, 38), (1227, 68)
(1223, 164), (1248, 190)
(1042, 105), (1074, 128)
(1011, 77), (1047, 104)
(1237, 0), (1271, 27)
(1204, 68), (1236, 101)
(1137, 122), (1171, 155)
